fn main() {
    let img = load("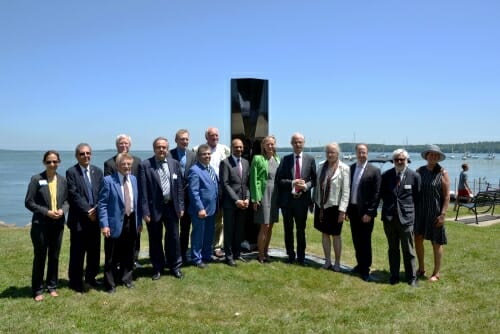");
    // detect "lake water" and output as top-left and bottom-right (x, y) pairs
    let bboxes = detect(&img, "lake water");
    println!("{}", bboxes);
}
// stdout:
(1, 150), (499, 227)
